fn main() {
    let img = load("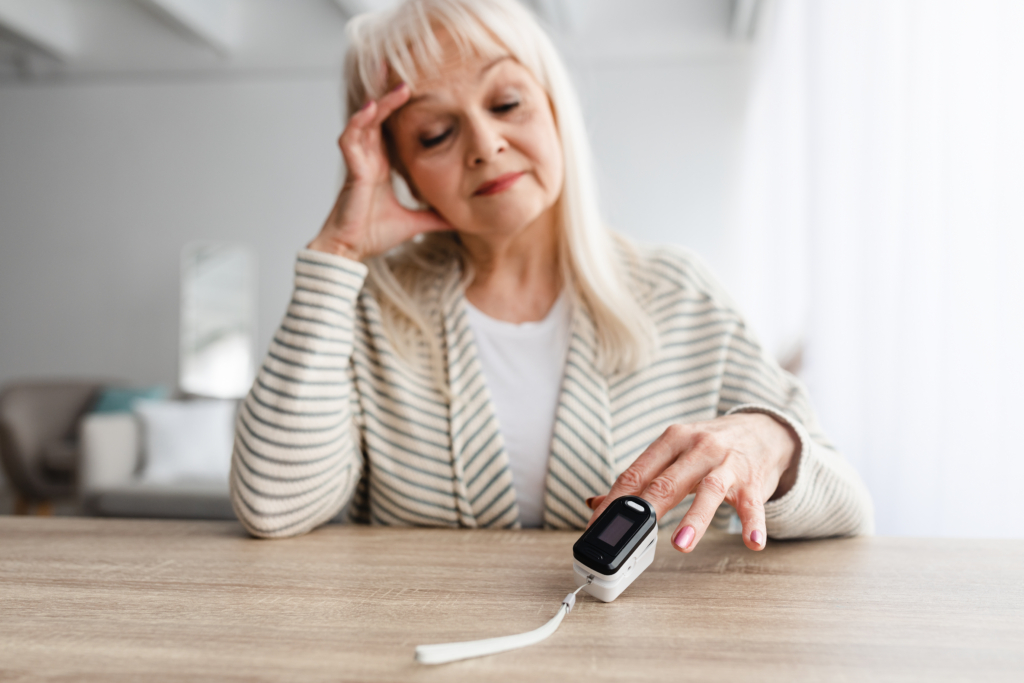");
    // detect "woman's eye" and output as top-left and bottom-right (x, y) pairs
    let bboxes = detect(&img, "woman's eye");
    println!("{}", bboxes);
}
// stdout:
(492, 101), (520, 114)
(420, 129), (452, 148)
